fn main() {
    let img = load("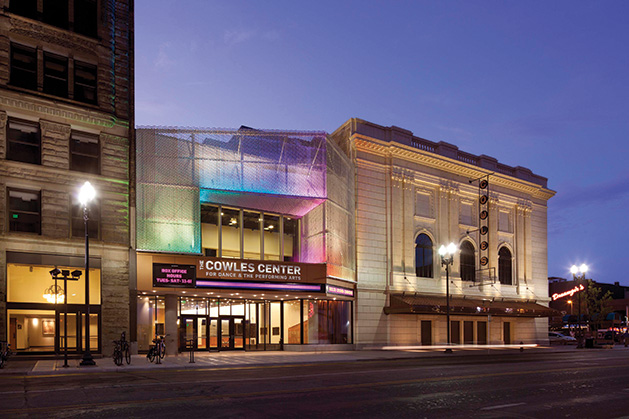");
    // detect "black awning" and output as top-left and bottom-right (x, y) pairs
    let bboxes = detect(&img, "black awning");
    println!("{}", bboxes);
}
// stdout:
(384, 294), (555, 318)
